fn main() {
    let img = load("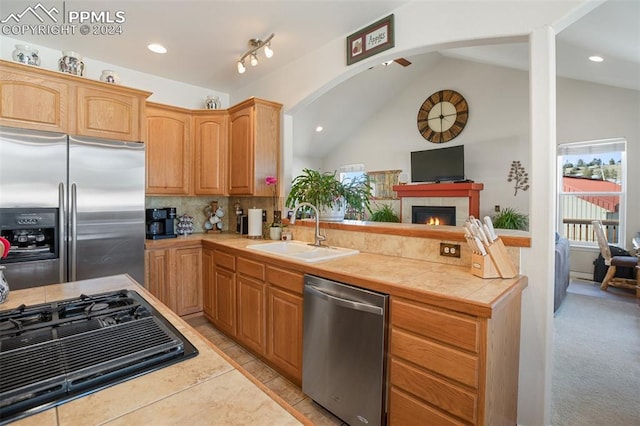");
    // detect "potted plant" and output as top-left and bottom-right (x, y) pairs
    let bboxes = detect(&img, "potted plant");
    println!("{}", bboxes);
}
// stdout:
(285, 168), (372, 221)
(368, 203), (401, 223)
(492, 207), (529, 231)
